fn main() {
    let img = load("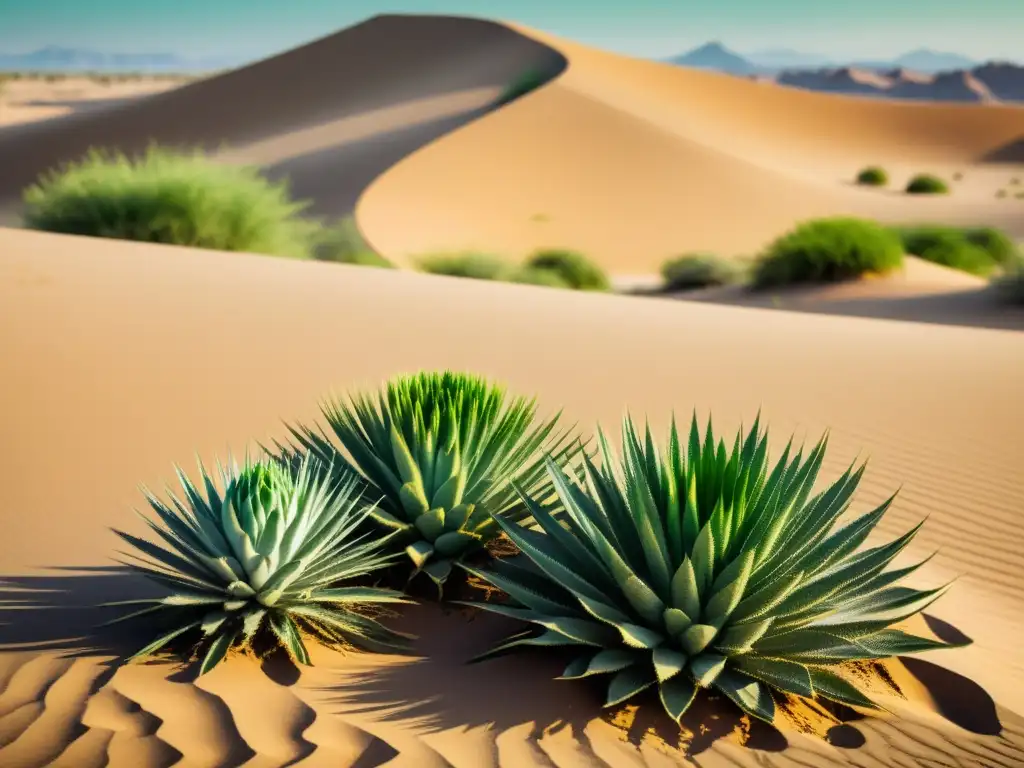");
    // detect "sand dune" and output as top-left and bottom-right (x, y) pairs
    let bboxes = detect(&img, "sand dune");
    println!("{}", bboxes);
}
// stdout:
(357, 23), (1024, 270)
(2, 228), (1024, 766)
(0, 15), (565, 225)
